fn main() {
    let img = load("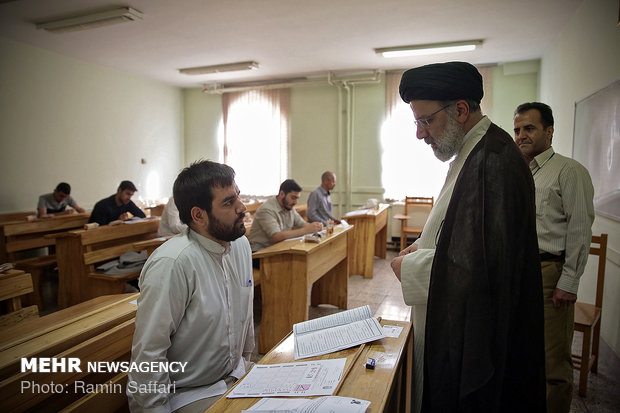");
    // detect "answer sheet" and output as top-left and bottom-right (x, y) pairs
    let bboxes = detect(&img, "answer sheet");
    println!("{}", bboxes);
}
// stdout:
(244, 396), (370, 413)
(227, 358), (346, 398)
